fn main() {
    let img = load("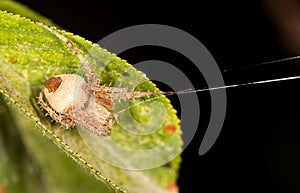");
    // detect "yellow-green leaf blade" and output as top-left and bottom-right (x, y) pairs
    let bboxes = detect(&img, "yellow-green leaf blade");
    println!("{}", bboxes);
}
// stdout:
(0, 10), (182, 193)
